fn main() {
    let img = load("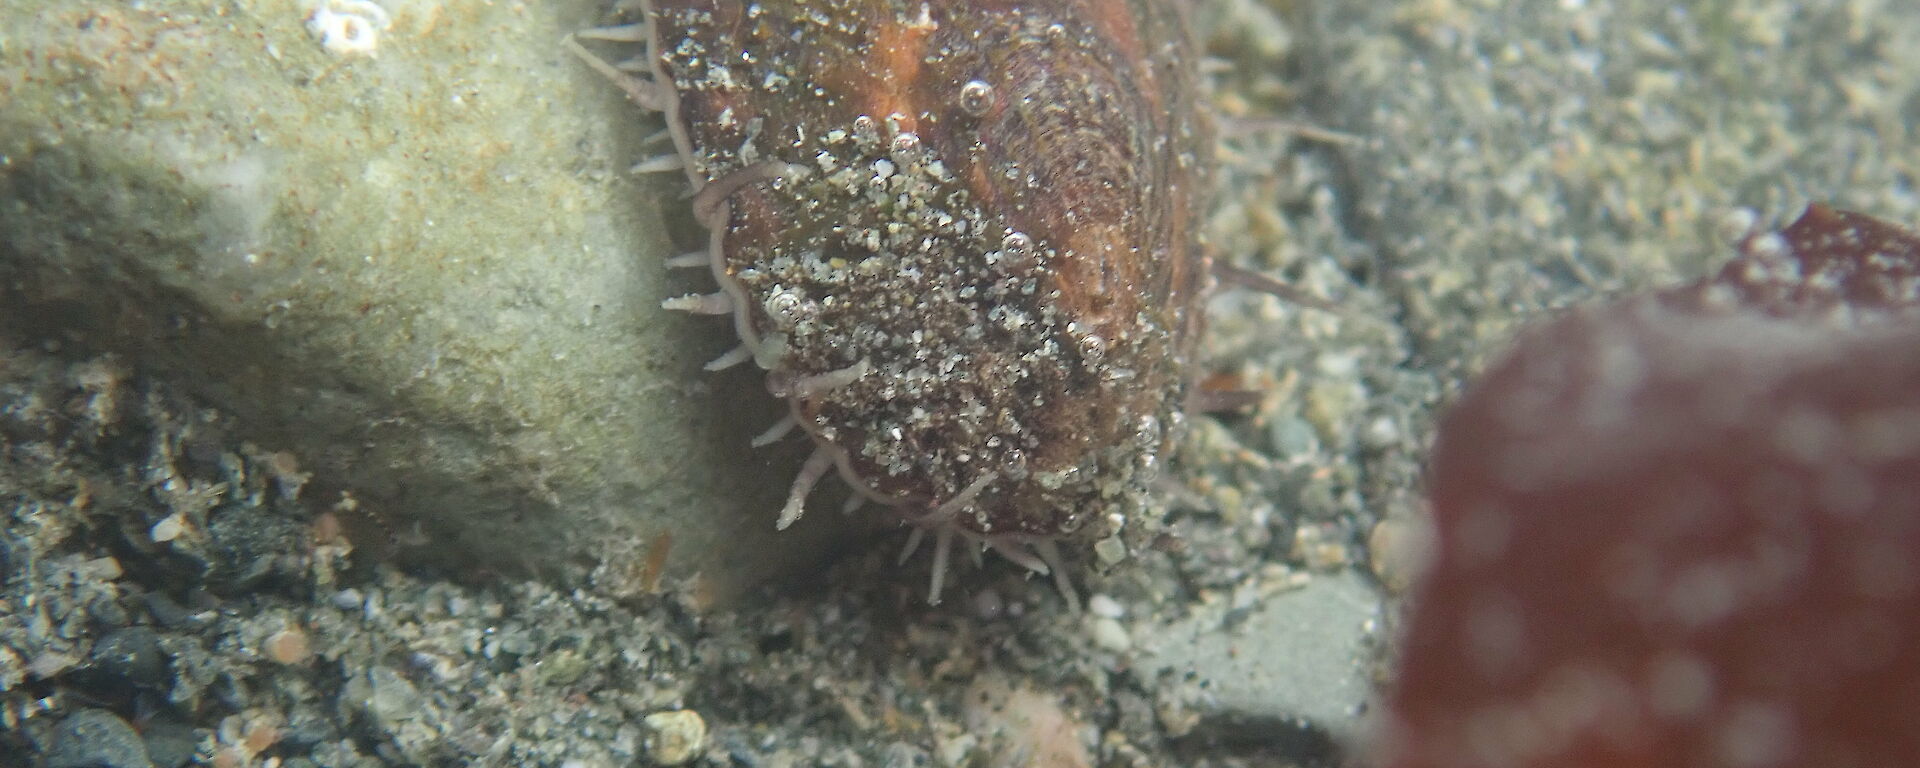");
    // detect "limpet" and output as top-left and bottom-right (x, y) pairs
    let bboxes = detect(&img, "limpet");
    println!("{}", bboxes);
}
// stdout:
(573, 0), (1212, 605)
